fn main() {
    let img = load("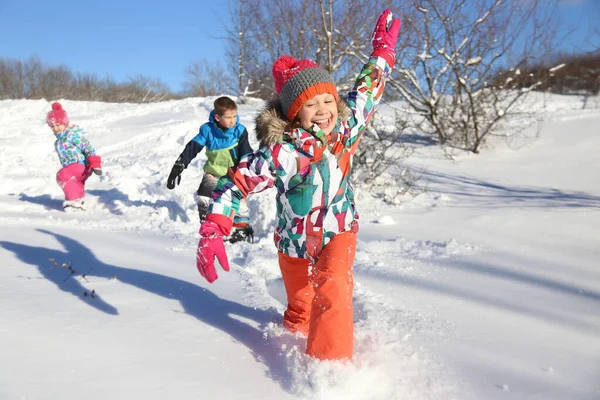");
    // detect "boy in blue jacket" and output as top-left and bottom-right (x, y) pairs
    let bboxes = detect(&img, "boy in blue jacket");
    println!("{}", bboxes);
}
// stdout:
(167, 96), (254, 243)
